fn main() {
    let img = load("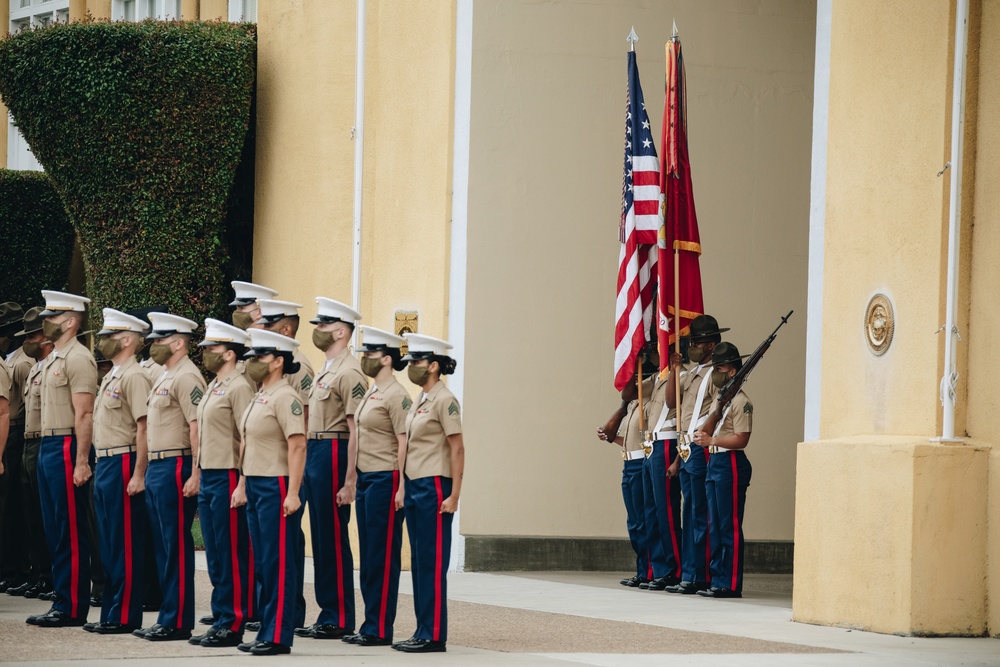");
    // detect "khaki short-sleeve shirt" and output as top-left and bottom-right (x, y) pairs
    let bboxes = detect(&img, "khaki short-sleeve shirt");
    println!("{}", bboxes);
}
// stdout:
(404, 381), (461, 480)
(146, 356), (206, 453)
(308, 348), (368, 434)
(715, 391), (753, 439)
(678, 364), (718, 433)
(287, 349), (314, 405)
(0, 359), (10, 403)
(41, 339), (97, 431)
(356, 376), (411, 473)
(140, 358), (164, 385)
(197, 370), (255, 469)
(24, 361), (44, 435)
(7, 348), (33, 421)
(643, 372), (677, 434)
(94, 357), (151, 448)
(239, 381), (305, 477)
